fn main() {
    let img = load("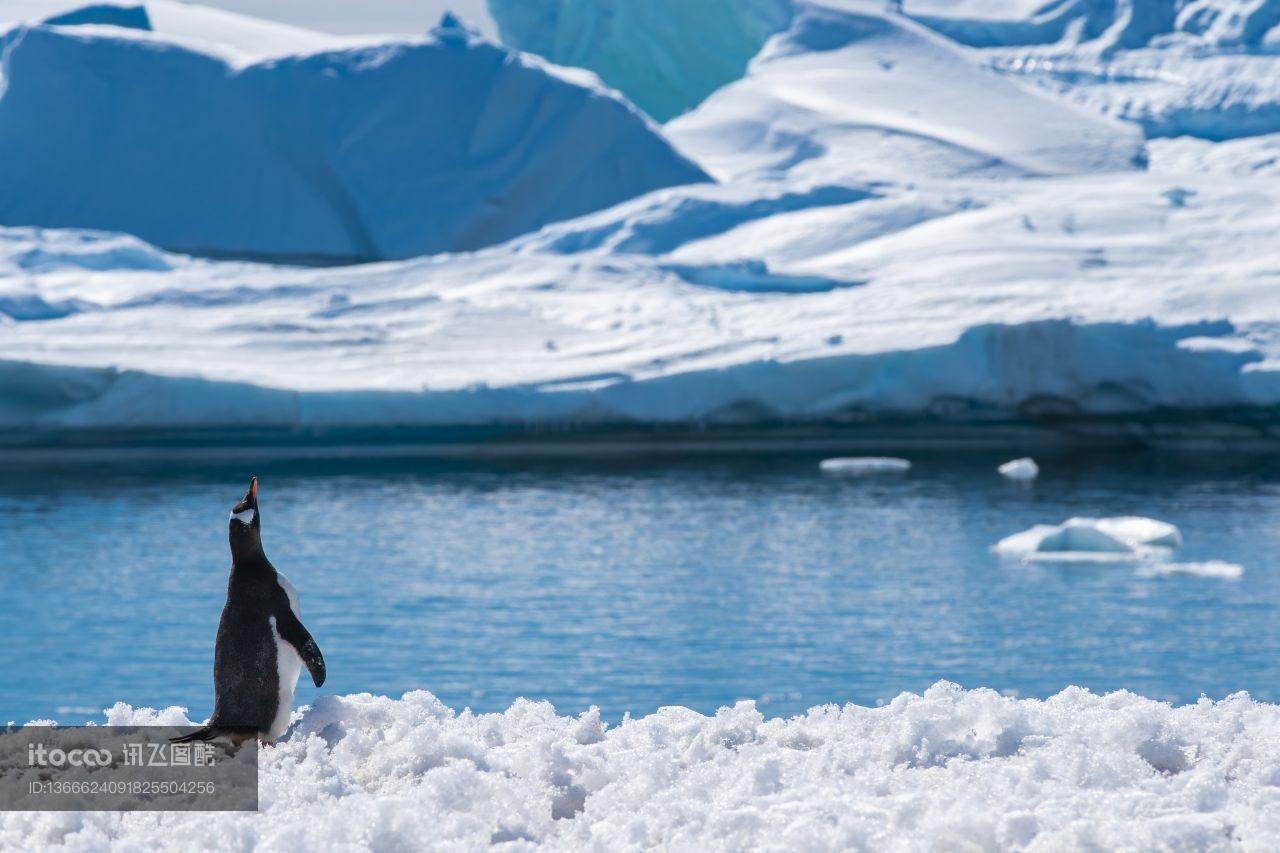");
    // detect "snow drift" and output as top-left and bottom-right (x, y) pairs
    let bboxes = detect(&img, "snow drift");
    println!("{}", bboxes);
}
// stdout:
(0, 10), (708, 263)
(907, 0), (1280, 140)
(908, 0), (1280, 53)
(8, 684), (1280, 849)
(666, 1), (1146, 183)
